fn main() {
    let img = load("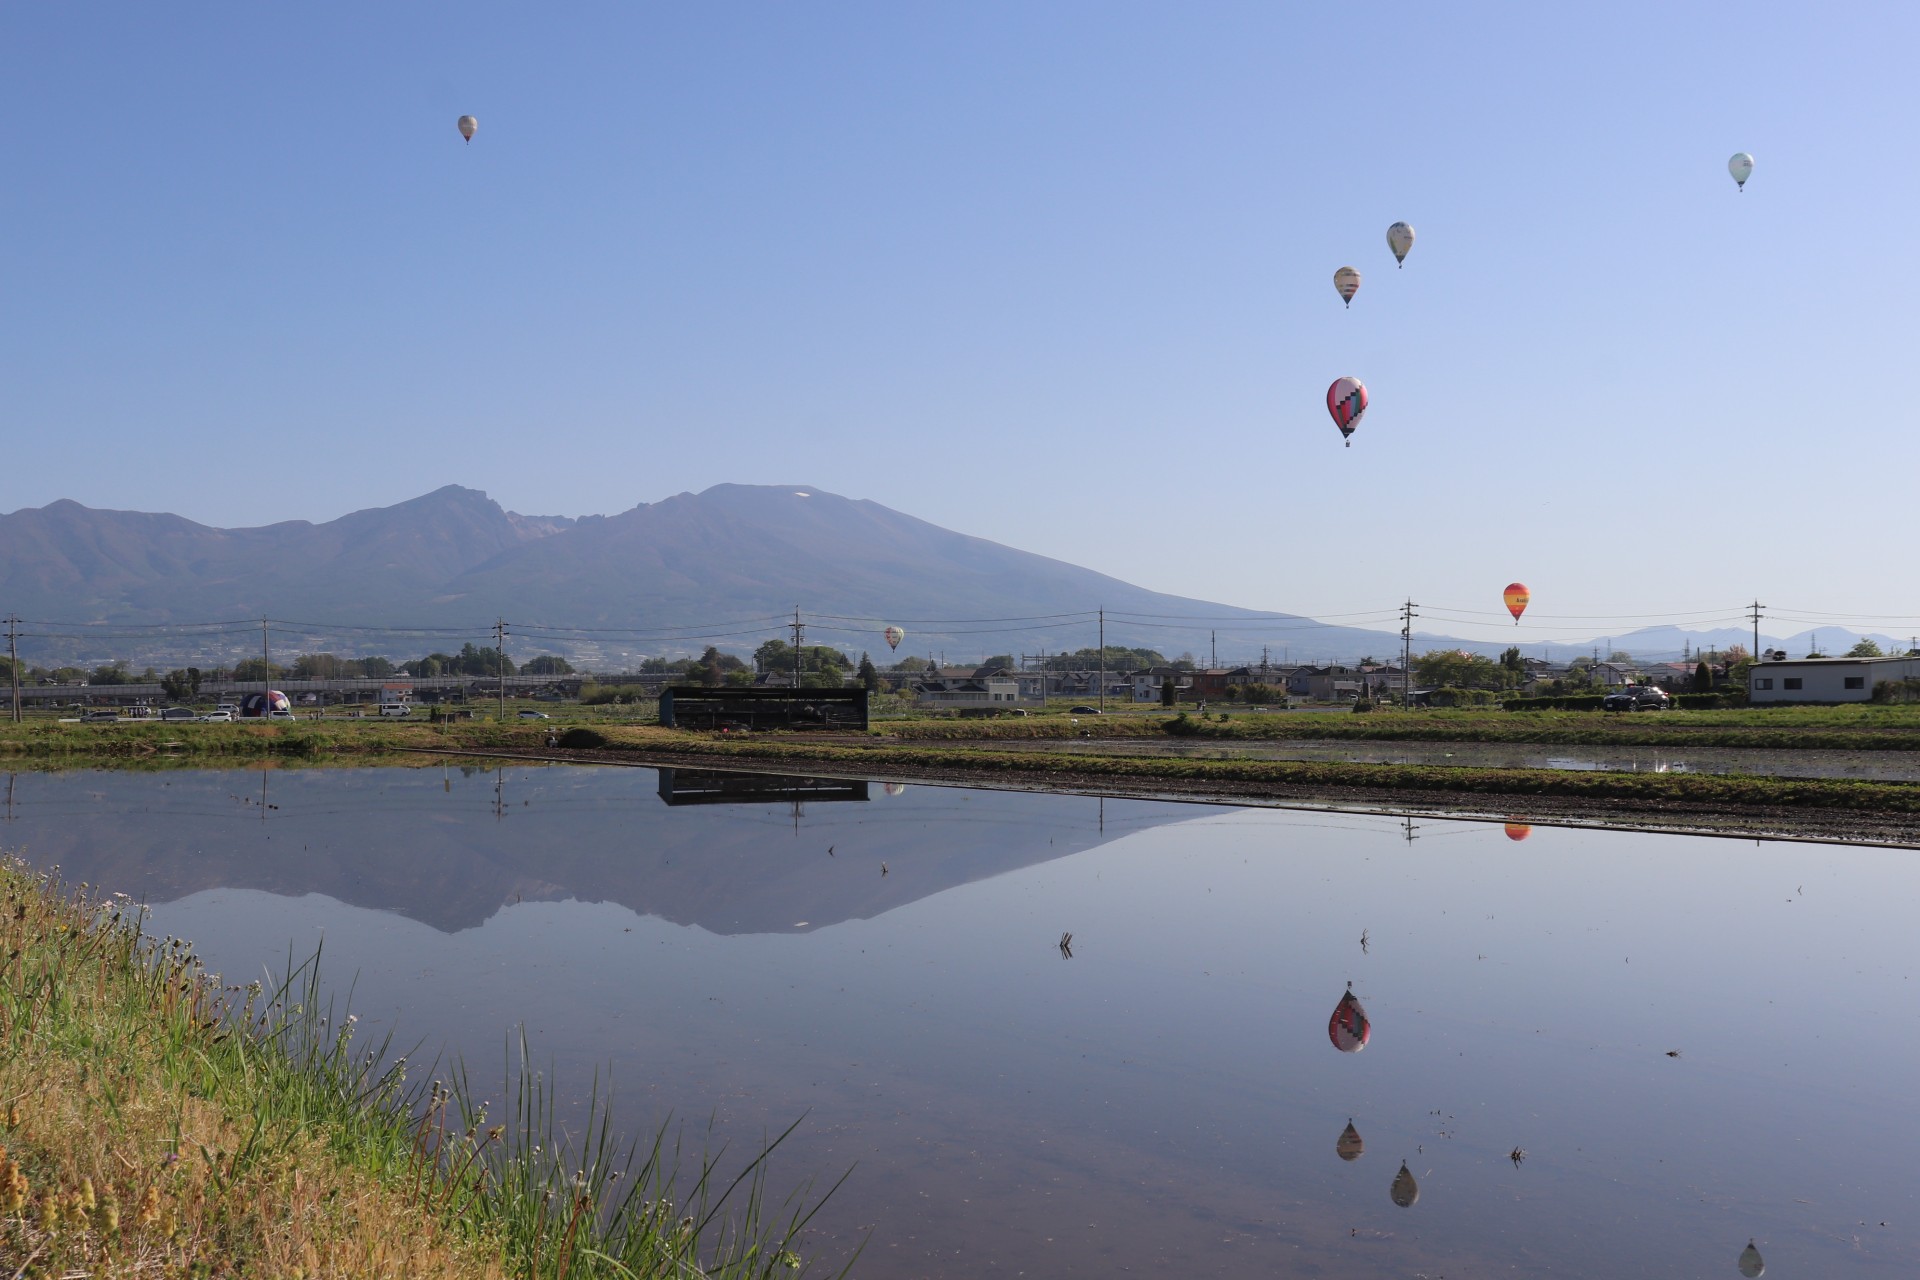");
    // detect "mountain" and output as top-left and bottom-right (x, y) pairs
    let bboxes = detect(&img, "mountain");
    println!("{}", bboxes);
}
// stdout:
(0, 484), (1404, 663)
